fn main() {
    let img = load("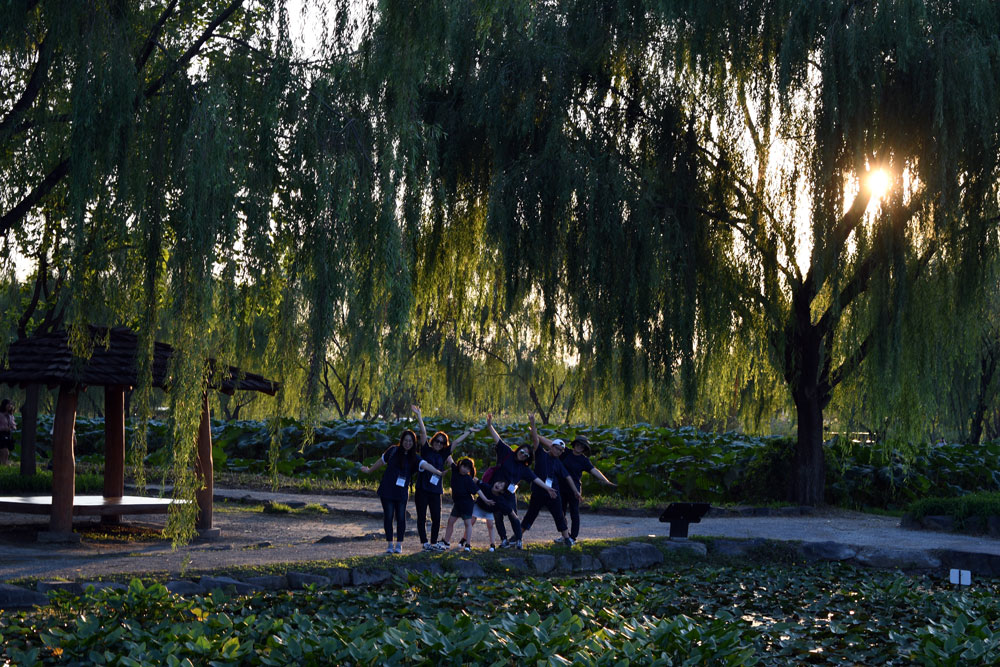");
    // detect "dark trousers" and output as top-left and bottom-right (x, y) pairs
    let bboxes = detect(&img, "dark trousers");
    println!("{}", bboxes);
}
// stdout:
(380, 497), (406, 542)
(414, 488), (442, 544)
(562, 492), (581, 539)
(521, 488), (568, 533)
(493, 507), (522, 541)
